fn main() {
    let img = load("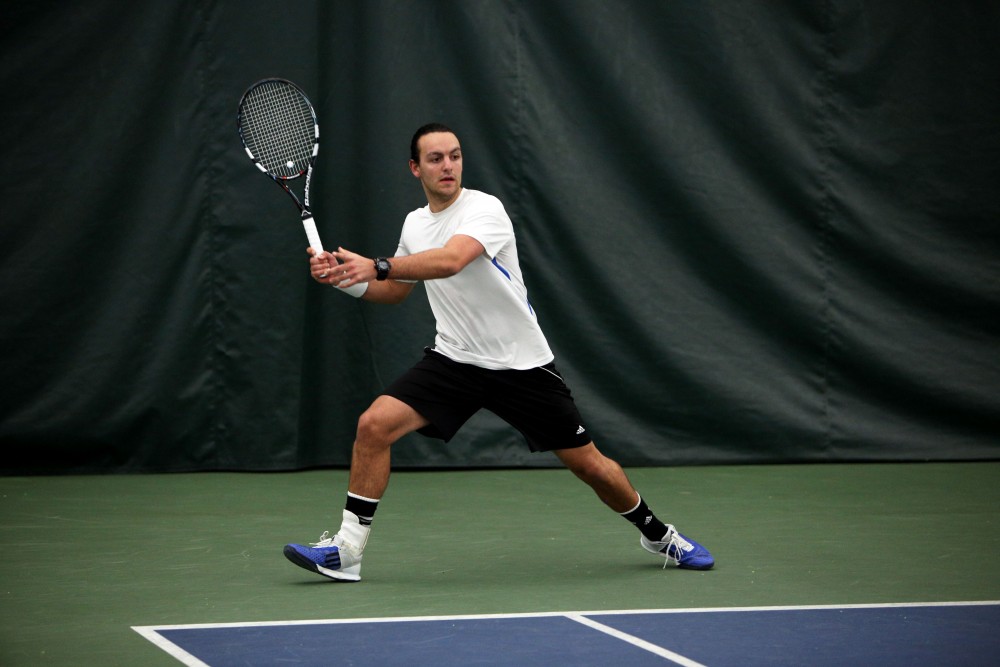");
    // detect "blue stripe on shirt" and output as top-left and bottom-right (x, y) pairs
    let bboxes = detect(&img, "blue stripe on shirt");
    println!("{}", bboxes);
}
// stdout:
(491, 257), (534, 315)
